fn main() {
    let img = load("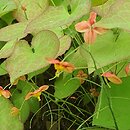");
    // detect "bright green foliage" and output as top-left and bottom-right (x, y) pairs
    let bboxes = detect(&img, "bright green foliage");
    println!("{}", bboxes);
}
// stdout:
(0, 96), (23, 130)
(0, 0), (130, 129)
(5, 30), (60, 84)
(95, 0), (130, 29)
(13, 0), (49, 22)
(80, 31), (130, 73)
(93, 76), (130, 130)
(54, 74), (80, 99)
(0, 22), (28, 41)
(0, 0), (16, 17)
